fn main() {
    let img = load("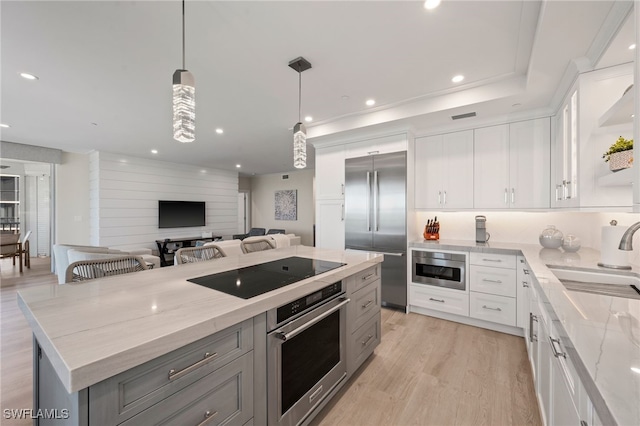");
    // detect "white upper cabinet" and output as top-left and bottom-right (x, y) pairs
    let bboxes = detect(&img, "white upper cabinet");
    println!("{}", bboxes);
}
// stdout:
(415, 130), (473, 209)
(315, 145), (345, 200)
(509, 118), (551, 209)
(474, 119), (550, 209)
(473, 124), (510, 208)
